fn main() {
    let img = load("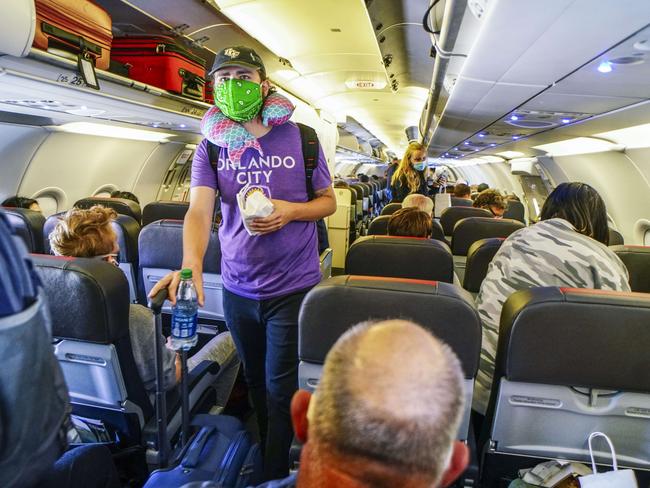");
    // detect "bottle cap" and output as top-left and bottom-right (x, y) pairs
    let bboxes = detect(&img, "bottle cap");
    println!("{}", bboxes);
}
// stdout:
(180, 268), (193, 280)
